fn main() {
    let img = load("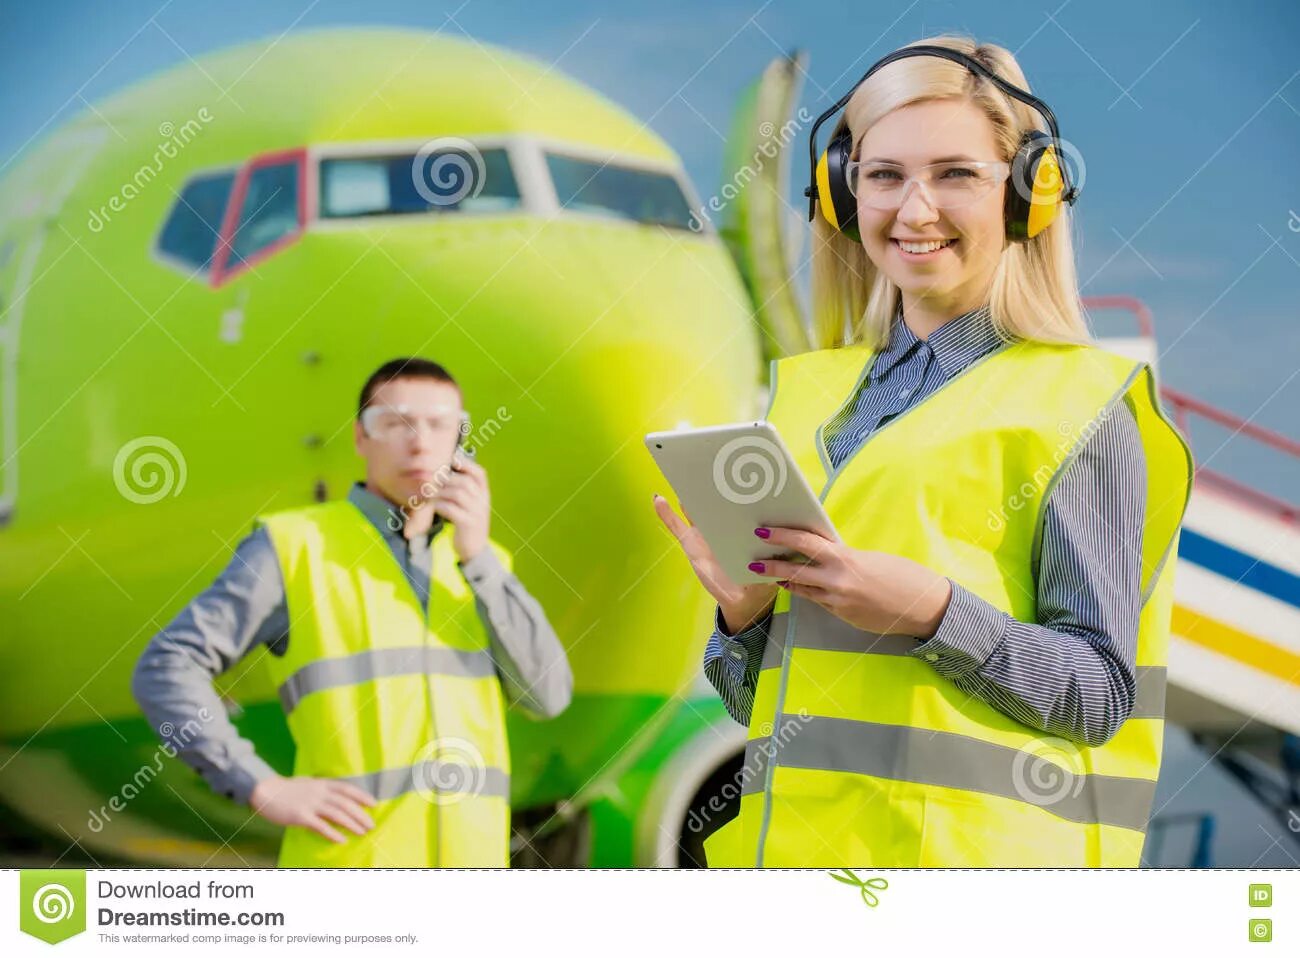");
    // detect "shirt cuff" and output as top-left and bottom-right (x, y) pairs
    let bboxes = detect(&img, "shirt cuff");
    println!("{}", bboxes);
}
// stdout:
(457, 546), (506, 591)
(706, 606), (770, 679)
(703, 628), (741, 679)
(910, 578), (1008, 678)
(214, 753), (279, 806)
